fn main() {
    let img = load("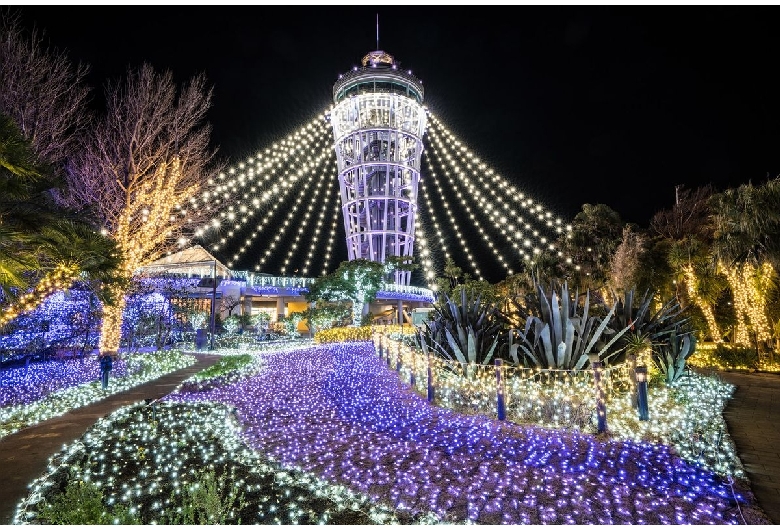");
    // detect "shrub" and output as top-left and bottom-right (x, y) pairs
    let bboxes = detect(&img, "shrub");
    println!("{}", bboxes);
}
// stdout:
(315, 326), (372, 343)
(36, 480), (140, 524)
(223, 315), (241, 334)
(712, 344), (759, 370)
